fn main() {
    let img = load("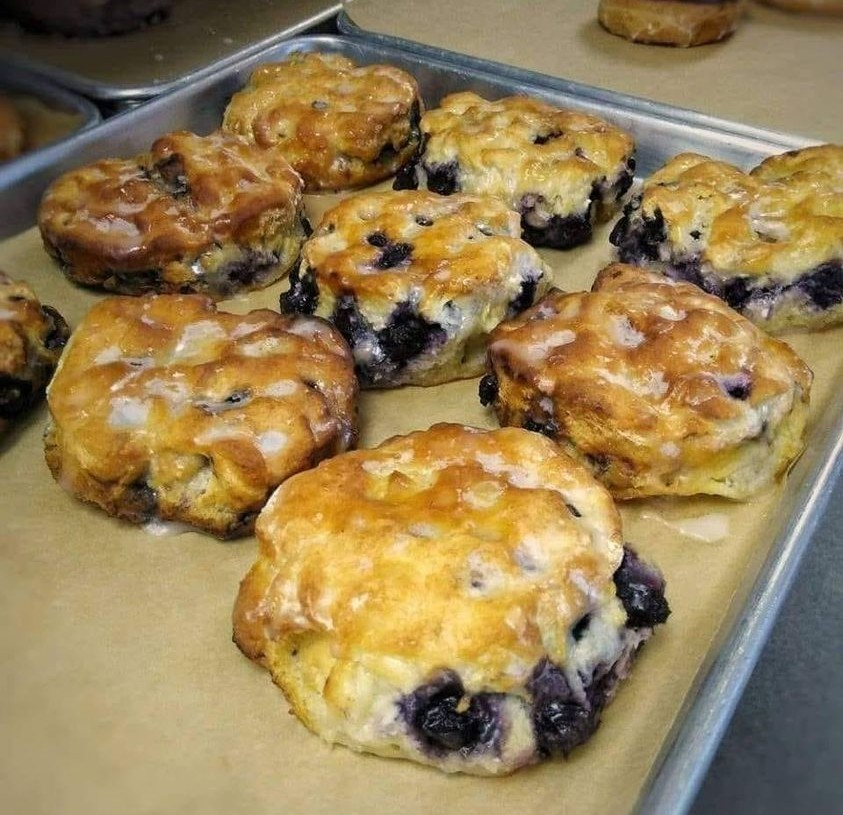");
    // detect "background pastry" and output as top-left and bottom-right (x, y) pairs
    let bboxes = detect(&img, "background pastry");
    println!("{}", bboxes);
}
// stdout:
(0, 94), (25, 163)
(280, 190), (552, 387)
(45, 294), (357, 539)
(223, 52), (422, 192)
(481, 264), (812, 500)
(38, 130), (307, 298)
(609, 145), (843, 333)
(394, 92), (635, 249)
(234, 424), (669, 775)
